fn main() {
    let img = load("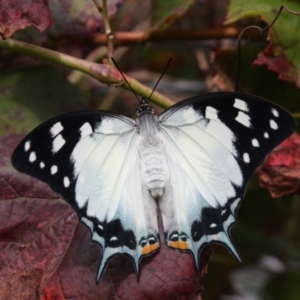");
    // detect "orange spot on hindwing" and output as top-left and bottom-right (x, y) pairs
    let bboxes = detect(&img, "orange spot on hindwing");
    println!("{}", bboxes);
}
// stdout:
(169, 240), (189, 250)
(168, 231), (190, 250)
(139, 235), (159, 255)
